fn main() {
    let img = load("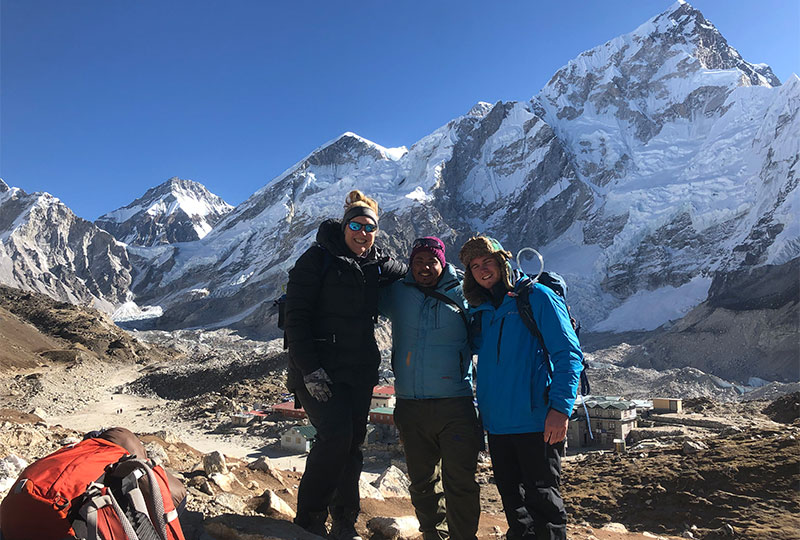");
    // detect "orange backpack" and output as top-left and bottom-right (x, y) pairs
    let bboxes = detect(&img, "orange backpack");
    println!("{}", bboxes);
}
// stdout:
(0, 437), (185, 540)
